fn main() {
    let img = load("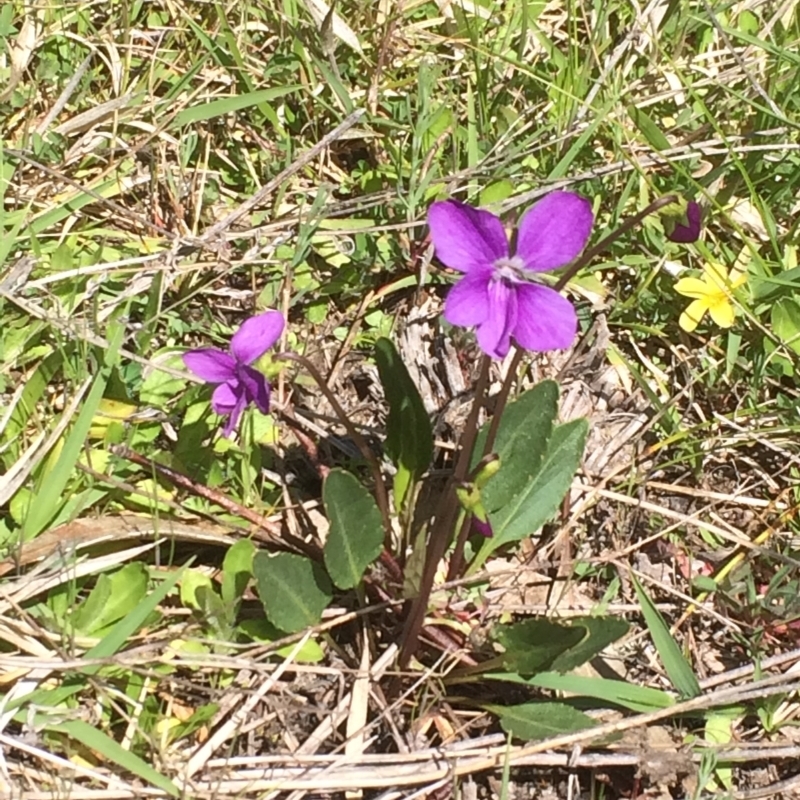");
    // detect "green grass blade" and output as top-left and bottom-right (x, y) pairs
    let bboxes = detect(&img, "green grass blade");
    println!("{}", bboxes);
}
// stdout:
(46, 719), (179, 797)
(633, 576), (701, 699)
